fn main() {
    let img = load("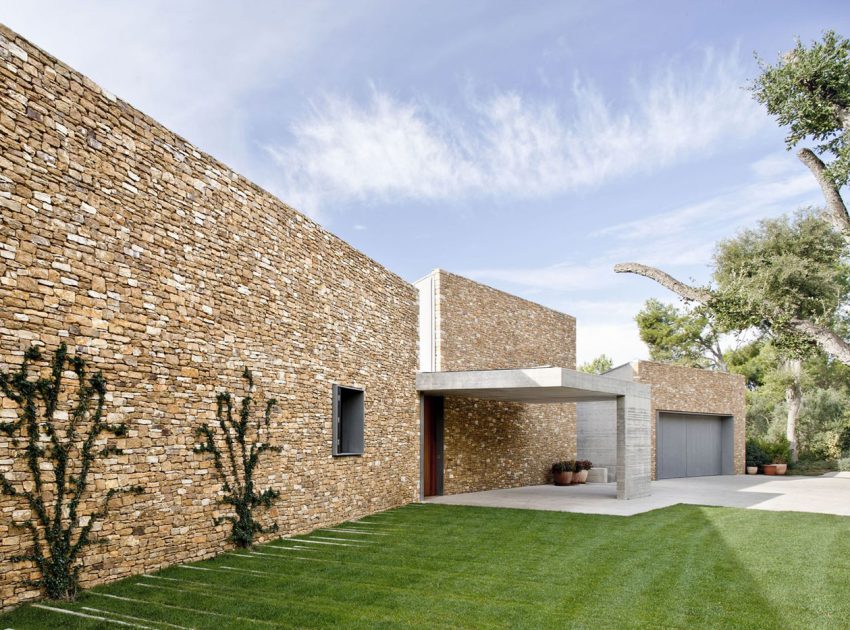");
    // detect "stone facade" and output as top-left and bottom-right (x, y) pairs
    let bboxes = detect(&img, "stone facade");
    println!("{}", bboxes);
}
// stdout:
(633, 361), (746, 478)
(434, 270), (576, 372)
(0, 26), (419, 610)
(422, 270), (577, 494)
